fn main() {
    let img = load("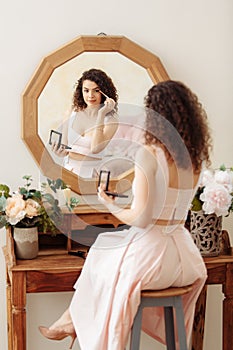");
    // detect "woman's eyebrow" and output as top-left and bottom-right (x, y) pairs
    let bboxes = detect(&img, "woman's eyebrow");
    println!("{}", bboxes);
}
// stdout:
(83, 86), (100, 91)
